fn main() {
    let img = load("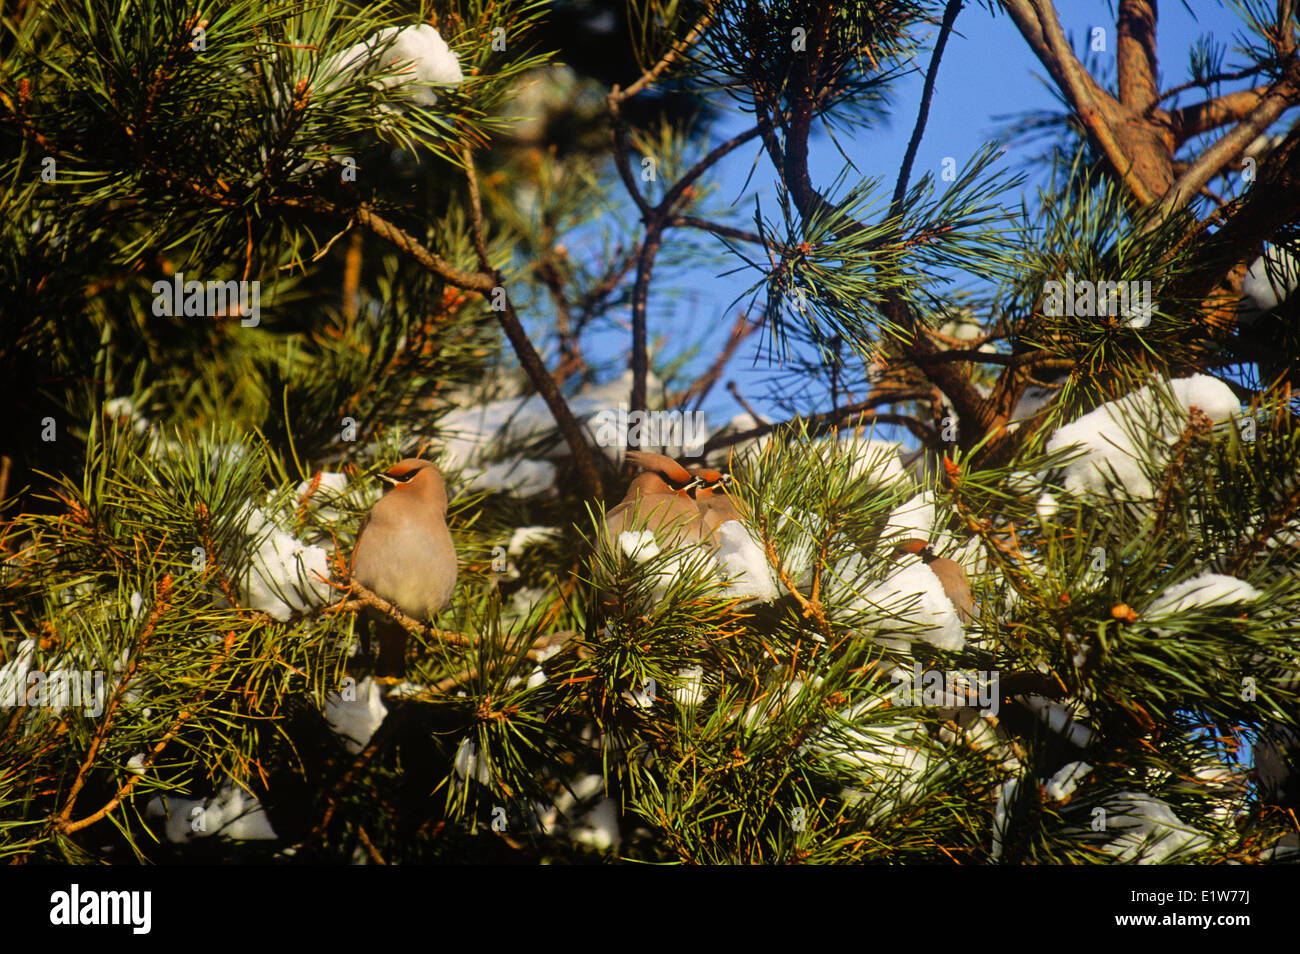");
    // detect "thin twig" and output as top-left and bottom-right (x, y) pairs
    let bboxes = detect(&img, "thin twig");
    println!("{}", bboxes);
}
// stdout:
(675, 312), (764, 410)
(458, 145), (604, 499)
(356, 825), (387, 864)
(706, 387), (936, 454)
(55, 576), (172, 832)
(1156, 63), (1269, 107)
(608, 4), (718, 105)
(890, 0), (964, 219)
